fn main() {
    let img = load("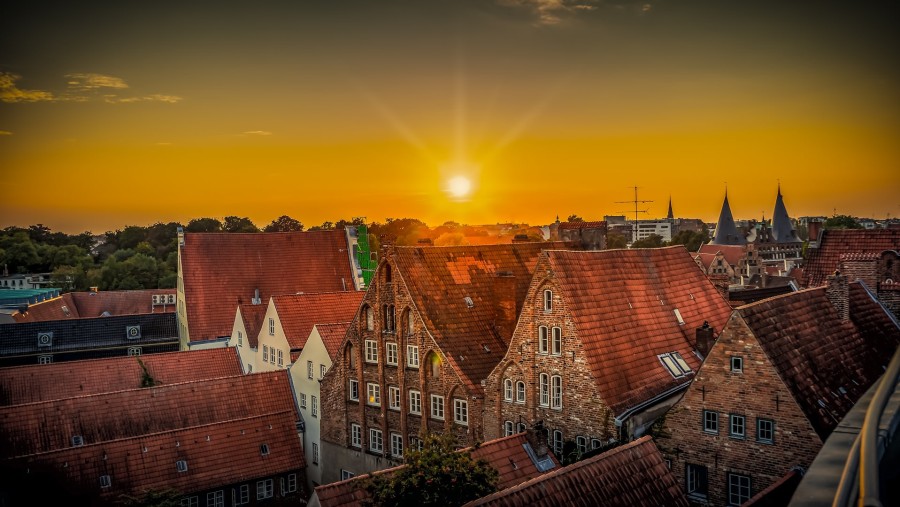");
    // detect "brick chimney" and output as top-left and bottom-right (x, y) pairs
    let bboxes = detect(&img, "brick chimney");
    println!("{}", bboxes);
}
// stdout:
(493, 272), (517, 343)
(695, 321), (715, 358)
(826, 270), (850, 321)
(525, 420), (550, 458)
(807, 220), (822, 248)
